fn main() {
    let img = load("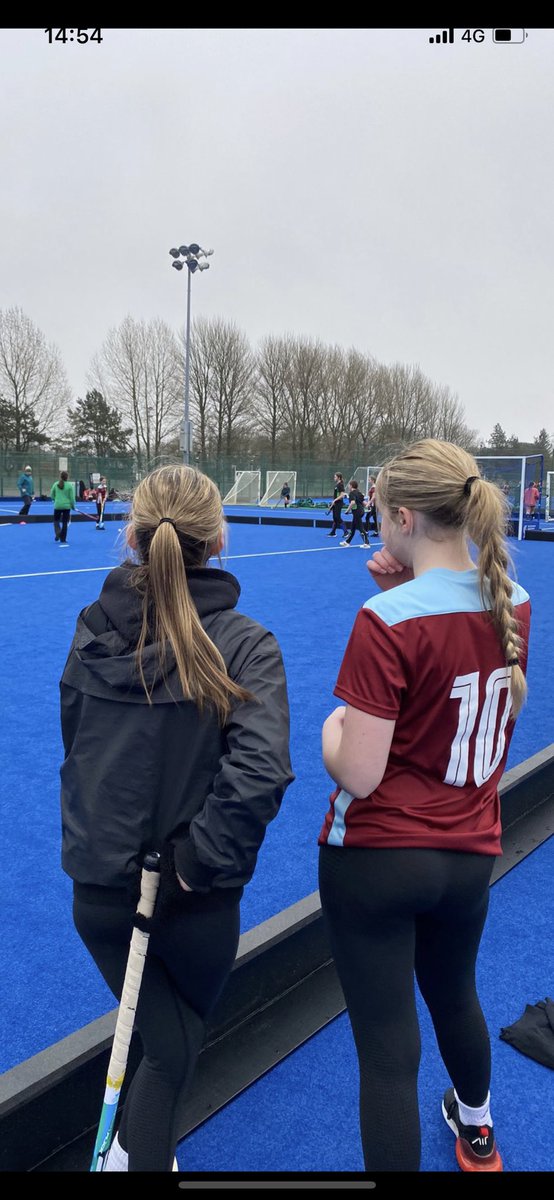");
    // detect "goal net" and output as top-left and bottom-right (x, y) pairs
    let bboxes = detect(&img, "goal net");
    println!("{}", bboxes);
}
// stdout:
(351, 466), (381, 498)
(475, 454), (544, 539)
(259, 471), (297, 507)
(222, 469), (261, 505)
